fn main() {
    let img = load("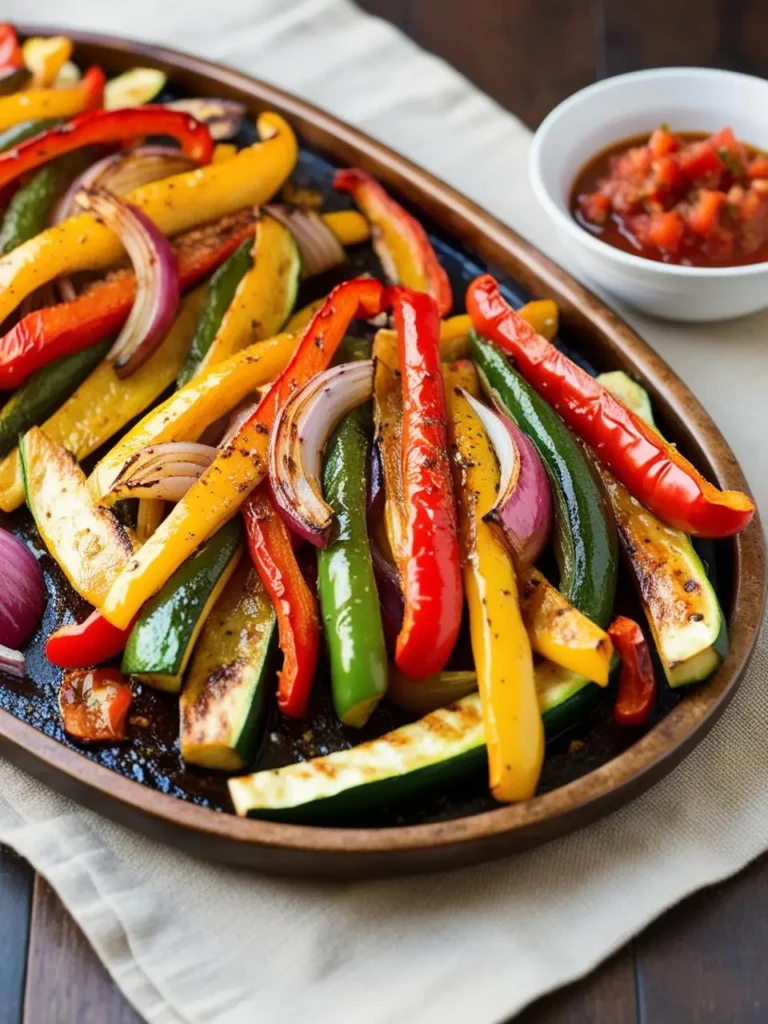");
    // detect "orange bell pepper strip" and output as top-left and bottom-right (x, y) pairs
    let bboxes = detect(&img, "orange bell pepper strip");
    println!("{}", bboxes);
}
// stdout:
(0, 65), (105, 133)
(335, 168), (452, 315)
(243, 488), (320, 719)
(466, 274), (755, 538)
(389, 286), (462, 680)
(0, 106), (214, 191)
(608, 616), (657, 727)
(0, 209), (256, 390)
(47, 610), (136, 670)
(100, 277), (387, 628)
